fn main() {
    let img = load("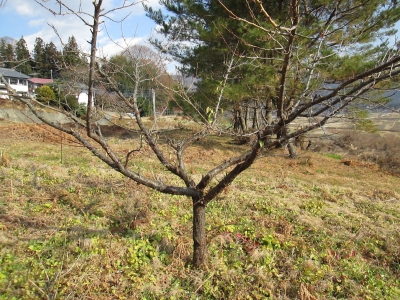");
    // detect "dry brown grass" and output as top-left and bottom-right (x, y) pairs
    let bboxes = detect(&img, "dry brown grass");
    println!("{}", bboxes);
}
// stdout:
(311, 129), (400, 174)
(0, 122), (400, 299)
